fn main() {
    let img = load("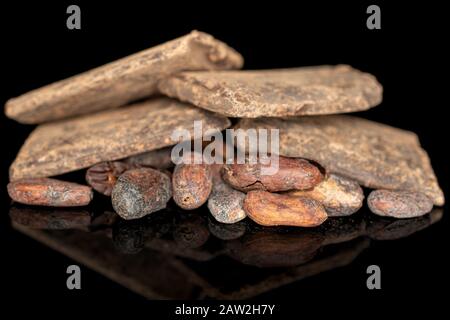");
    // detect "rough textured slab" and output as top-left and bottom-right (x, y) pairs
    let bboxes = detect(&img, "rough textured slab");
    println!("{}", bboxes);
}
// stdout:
(236, 116), (444, 206)
(5, 31), (243, 124)
(158, 65), (382, 118)
(9, 98), (231, 180)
